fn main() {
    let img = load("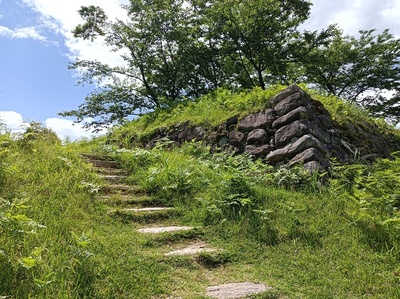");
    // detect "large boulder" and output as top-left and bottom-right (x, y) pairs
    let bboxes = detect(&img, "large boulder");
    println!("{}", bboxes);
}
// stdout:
(266, 134), (328, 165)
(247, 129), (268, 145)
(270, 84), (303, 107)
(238, 109), (276, 131)
(288, 148), (330, 169)
(275, 119), (331, 147)
(274, 92), (306, 116)
(272, 106), (311, 129)
(229, 130), (246, 146)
